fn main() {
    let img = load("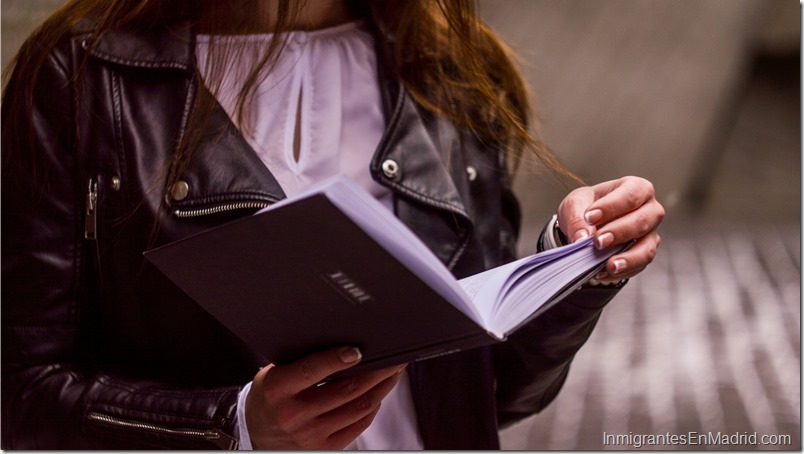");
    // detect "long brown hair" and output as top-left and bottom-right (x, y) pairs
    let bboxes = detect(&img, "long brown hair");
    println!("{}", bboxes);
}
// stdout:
(4, 0), (580, 189)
